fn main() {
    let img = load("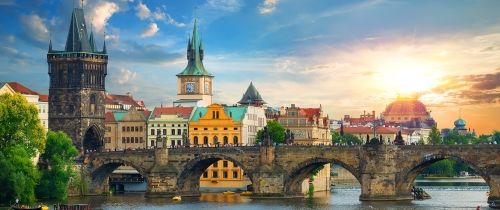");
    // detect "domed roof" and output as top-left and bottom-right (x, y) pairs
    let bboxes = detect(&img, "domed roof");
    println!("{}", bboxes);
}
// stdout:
(454, 118), (466, 128)
(383, 97), (429, 116)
